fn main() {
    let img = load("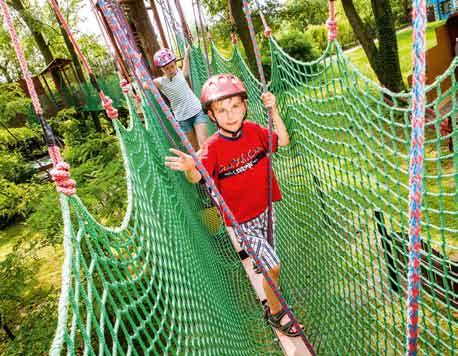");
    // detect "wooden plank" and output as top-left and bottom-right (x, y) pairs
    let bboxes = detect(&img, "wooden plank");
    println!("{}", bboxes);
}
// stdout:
(226, 228), (313, 356)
